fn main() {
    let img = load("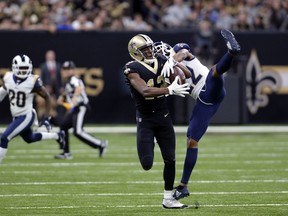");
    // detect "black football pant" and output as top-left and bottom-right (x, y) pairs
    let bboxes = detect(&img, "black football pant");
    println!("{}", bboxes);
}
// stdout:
(136, 109), (176, 190)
